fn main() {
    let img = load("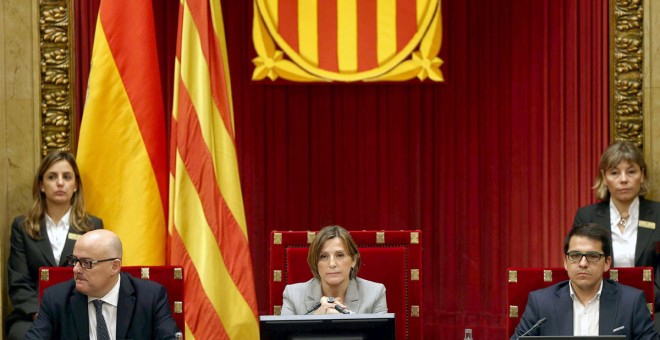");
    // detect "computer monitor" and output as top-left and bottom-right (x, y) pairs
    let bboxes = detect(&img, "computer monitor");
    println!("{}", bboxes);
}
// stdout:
(259, 313), (395, 340)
